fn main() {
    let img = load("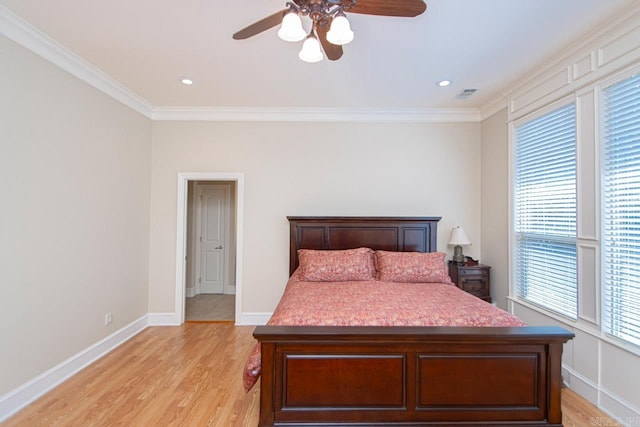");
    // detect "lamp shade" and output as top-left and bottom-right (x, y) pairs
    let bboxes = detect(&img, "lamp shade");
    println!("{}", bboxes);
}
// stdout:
(326, 14), (354, 45)
(278, 11), (306, 42)
(298, 34), (323, 62)
(448, 226), (471, 246)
